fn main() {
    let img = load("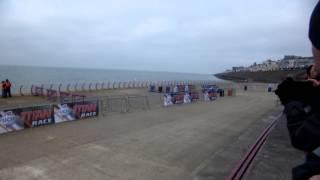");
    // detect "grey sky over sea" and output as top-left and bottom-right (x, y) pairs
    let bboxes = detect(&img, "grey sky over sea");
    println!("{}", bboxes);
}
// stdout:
(0, 0), (318, 74)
